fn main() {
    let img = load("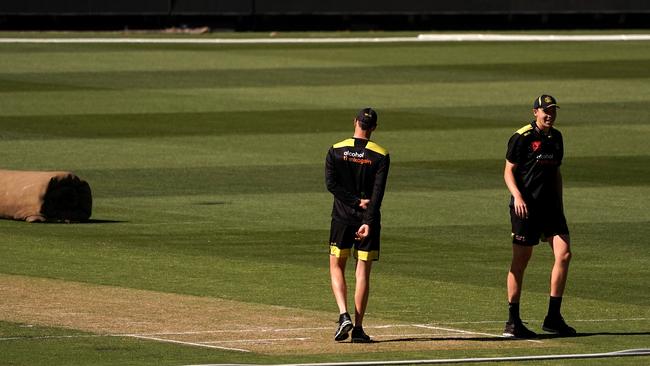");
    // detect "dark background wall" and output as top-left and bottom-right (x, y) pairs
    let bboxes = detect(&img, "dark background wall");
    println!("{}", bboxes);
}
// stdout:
(1, 0), (649, 30)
